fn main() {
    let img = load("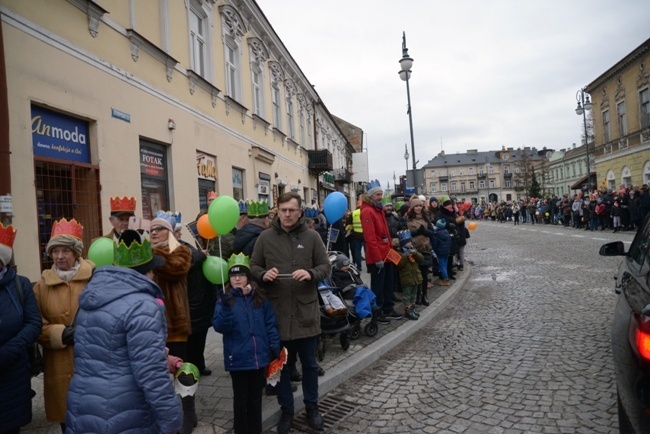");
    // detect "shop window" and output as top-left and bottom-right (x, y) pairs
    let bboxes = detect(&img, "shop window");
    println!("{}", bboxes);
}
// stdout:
(35, 160), (101, 271)
(198, 178), (216, 213)
(140, 141), (169, 219)
(232, 167), (244, 201)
